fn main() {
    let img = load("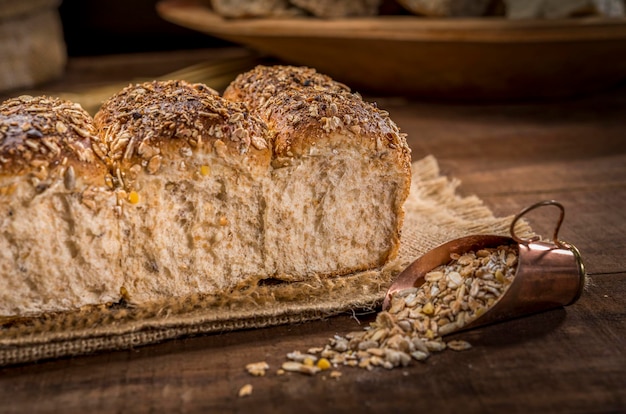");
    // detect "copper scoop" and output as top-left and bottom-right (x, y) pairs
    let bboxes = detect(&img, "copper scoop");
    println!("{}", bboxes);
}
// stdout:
(382, 200), (586, 332)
